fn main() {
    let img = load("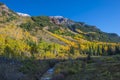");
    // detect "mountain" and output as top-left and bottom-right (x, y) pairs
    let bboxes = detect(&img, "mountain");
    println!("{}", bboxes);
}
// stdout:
(49, 16), (75, 25)
(47, 16), (120, 42)
(0, 2), (120, 60)
(0, 2), (120, 43)
(1, 2), (120, 80)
